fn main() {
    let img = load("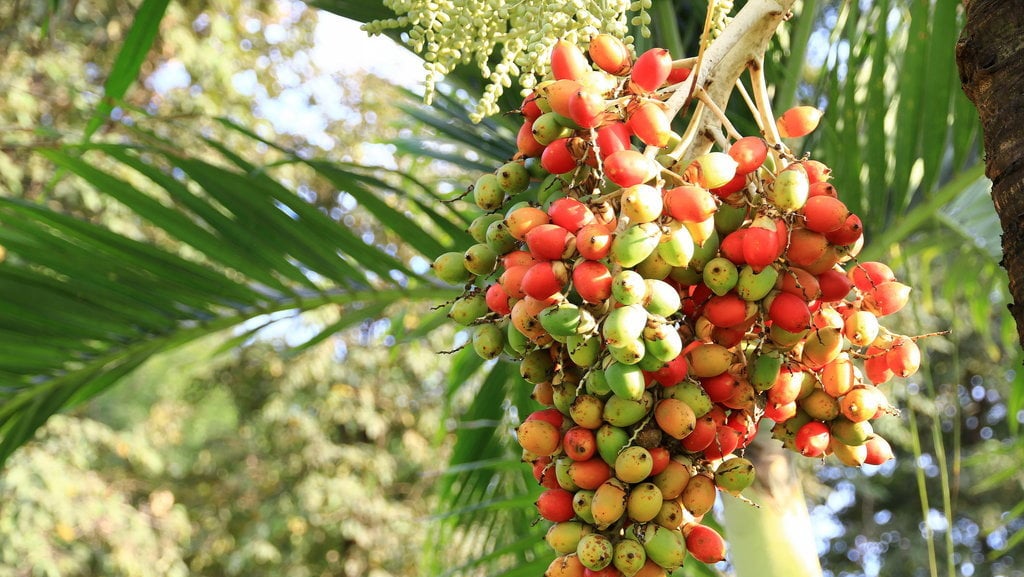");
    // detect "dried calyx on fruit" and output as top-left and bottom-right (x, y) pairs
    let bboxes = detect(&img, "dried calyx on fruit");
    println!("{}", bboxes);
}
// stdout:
(433, 32), (922, 572)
